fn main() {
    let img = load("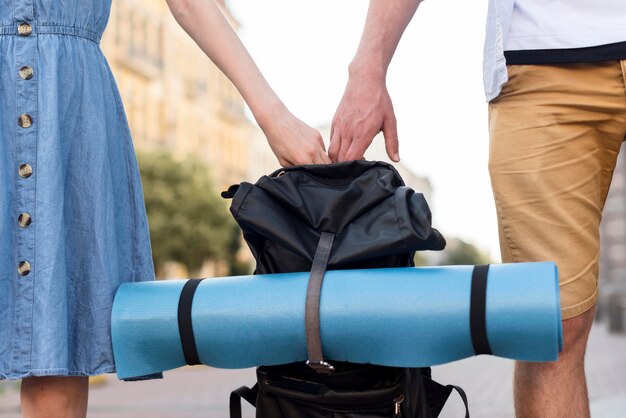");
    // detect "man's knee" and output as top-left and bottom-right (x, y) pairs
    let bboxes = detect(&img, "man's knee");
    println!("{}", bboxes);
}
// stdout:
(561, 306), (595, 358)
(515, 307), (595, 381)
